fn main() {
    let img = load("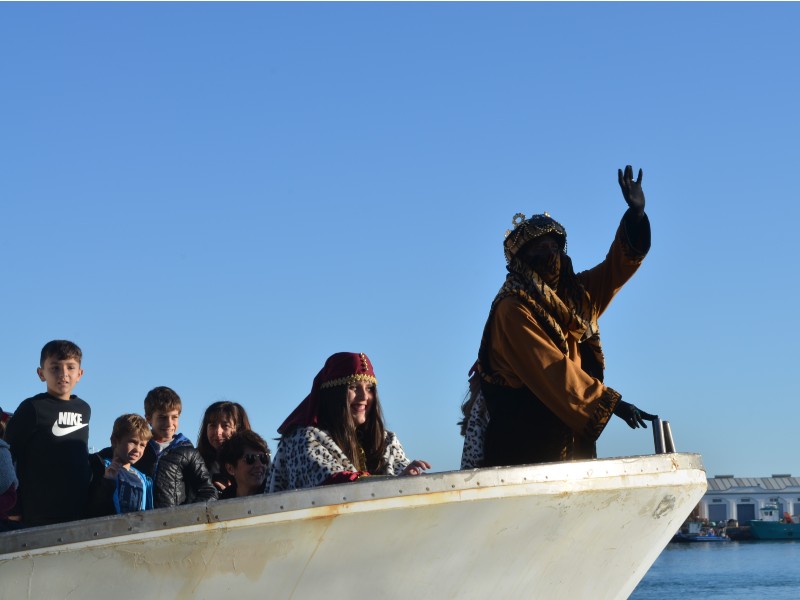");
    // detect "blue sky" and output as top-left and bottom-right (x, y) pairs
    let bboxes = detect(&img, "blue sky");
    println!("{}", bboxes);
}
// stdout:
(2, 3), (798, 478)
